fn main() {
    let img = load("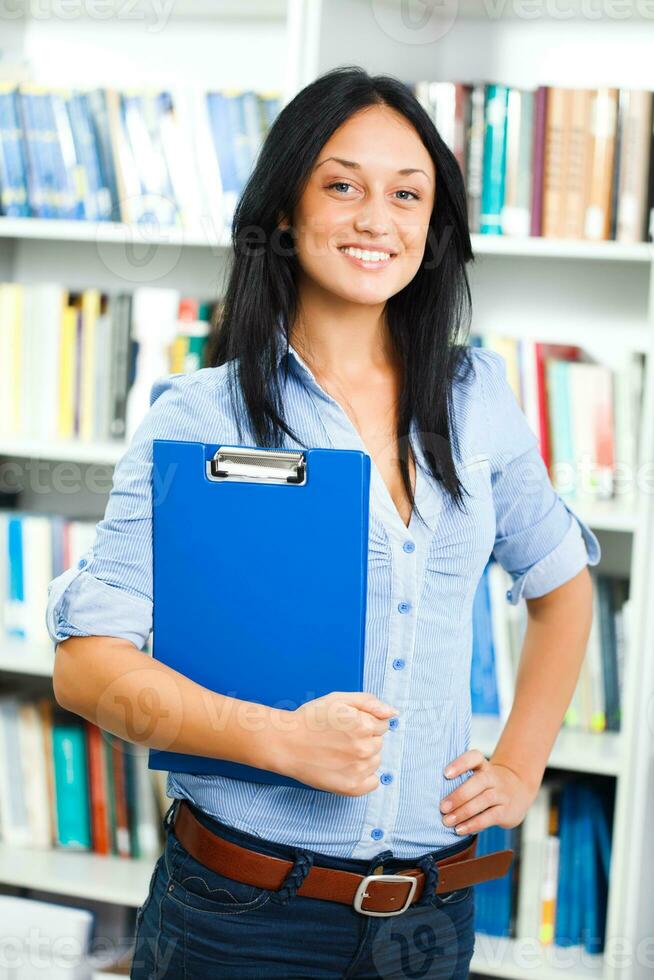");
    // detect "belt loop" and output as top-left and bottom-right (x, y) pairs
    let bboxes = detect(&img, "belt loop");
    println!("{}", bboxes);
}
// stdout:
(269, 849), (315, 906)
(414, 852), (439, 906)
(162, 799), (178, 832)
